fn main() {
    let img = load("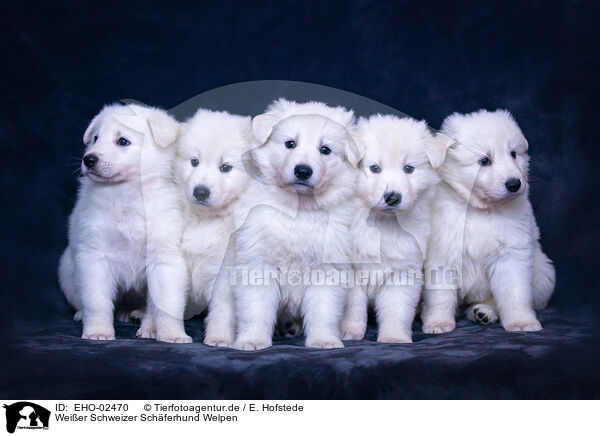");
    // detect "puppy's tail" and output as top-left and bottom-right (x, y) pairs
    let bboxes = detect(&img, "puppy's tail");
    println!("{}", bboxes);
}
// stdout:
(532, 240), (555, 310)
